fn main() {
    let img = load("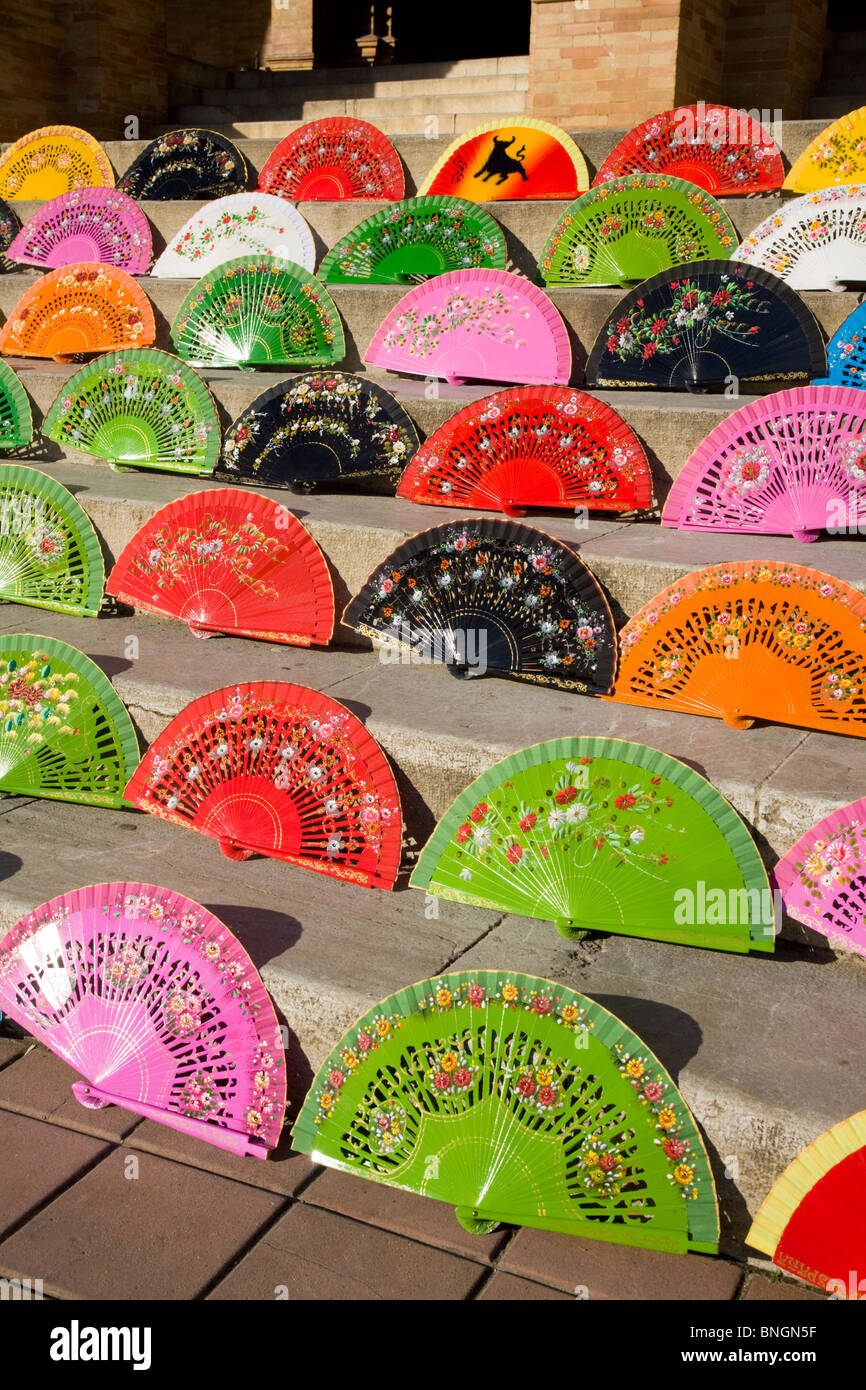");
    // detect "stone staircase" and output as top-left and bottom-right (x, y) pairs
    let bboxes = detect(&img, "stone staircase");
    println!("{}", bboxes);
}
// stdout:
(807, 29), (866, 120)
(1, 120), (865, 1262)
